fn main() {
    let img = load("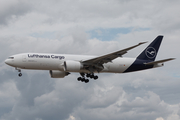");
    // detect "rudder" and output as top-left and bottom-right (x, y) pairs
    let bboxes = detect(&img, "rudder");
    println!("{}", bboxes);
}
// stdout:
(137, 35), (163, 61)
